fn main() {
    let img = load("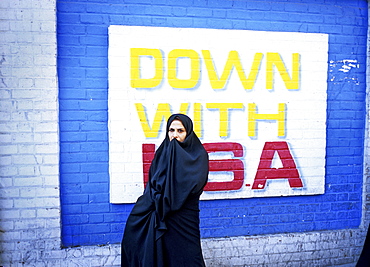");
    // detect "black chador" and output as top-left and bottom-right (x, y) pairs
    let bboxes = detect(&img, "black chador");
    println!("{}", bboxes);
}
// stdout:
(121, 114), (209, 267)
(357, 224), (370, 267)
